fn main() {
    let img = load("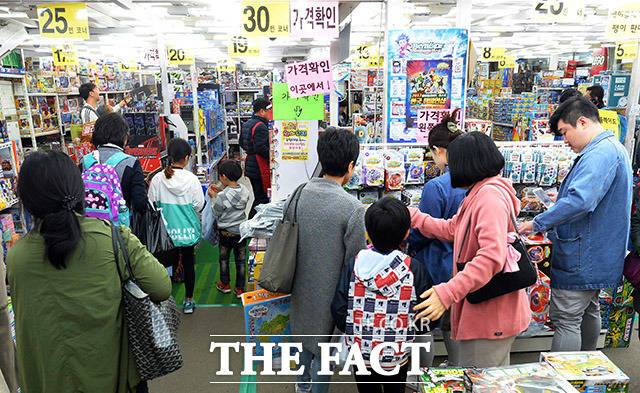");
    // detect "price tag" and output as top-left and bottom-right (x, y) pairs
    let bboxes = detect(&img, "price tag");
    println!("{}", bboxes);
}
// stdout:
(499, 56), (516, 68)
(533, 0), (584, 23)
(241, 1), (290, 37)
(481, 47), (505, 62)
(37, 3), (89, 39)
(607, 3), (640, 38)
(167, 47), (194, 65)
(615, 42), (639, 59)
(52, 47), (79, 66)
(228, 36), (261, 57)
(118, 61), (138, 72)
